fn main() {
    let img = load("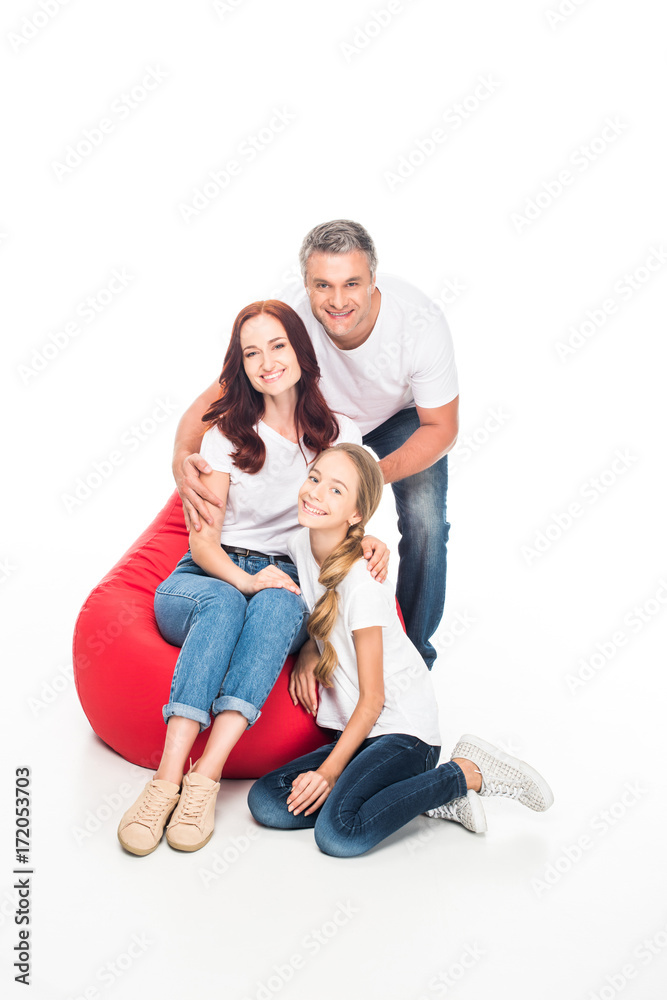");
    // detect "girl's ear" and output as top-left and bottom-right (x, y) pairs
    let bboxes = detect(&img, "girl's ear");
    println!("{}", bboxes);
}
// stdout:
(348, 511), (363, 527)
